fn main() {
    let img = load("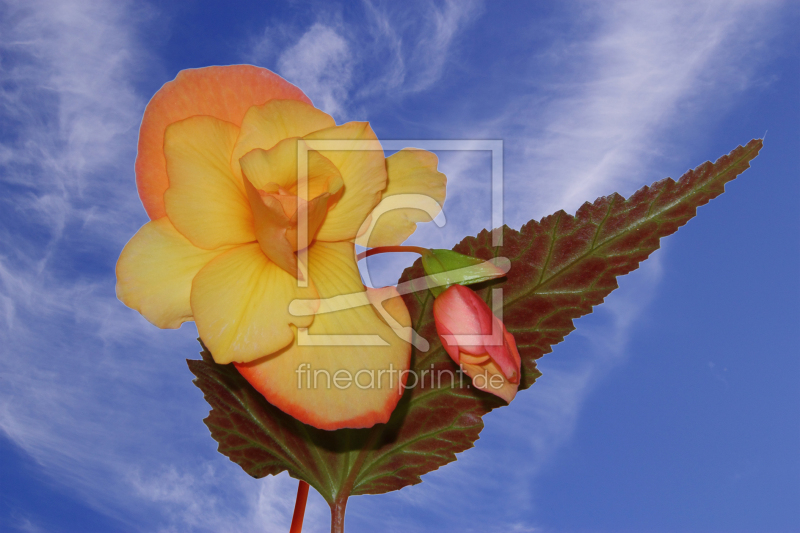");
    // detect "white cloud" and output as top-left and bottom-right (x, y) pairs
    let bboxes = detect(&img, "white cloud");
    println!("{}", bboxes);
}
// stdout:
(502, 0), (779, 223)
(0, 0), (145, 352)
(248, 0), (482, 117)
(0, 1), (313, 531)
(407, 0), (482, 91)
(0, 0), (786, 531)
(358, 0), (483, 95)
(277, 23), (354, 116)
(343, 0), (781, 529)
